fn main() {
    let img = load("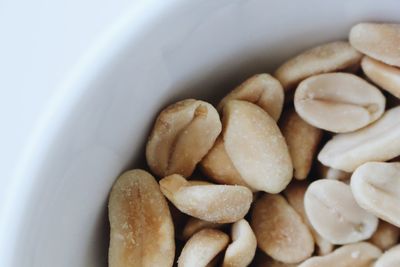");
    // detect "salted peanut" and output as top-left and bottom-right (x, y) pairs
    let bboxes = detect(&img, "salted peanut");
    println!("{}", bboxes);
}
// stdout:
(222, 219), (257, 267)
(369, 220), (400, 250)
(280, 109), (322, 180)
(351, 162), (400, 227)
(181, 217), (223, 241)
(362, 56), (400, 99)
(160, 174), (252, 223)
(218, 74), (284, 121)
(284, 182), (334, 255)
(375, 244), (400, 267)
(146, 99), (221, 177)
(294, 72), (386, 133)
(251, 194), (314, 263)
(178, 229), (229, 267)
(304, 179), (378, 244)
(317, 164), (351, 181)
(274, 41), (362, 90)
(200, 138), (250, 188)
(350, 23), (400, 67)
(318, 106), (400, 172)
(253, 253), (298, 267)
(108, 170), (175, 267)
(298, 242), (382, 267)
(223, 100), (293, 193)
